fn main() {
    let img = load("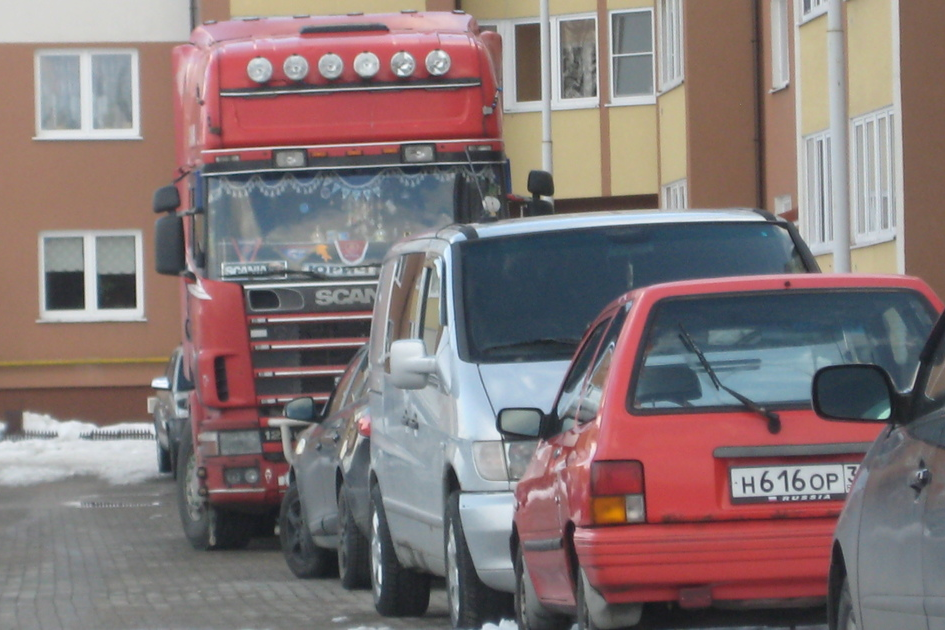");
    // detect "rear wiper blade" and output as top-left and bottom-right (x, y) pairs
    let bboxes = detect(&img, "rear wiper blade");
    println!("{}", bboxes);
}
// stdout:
(677, 324), (781, 435)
